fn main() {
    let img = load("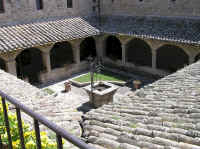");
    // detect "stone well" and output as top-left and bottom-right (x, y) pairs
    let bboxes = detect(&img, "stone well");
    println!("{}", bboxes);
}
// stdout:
(84, 82), (119, 108)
